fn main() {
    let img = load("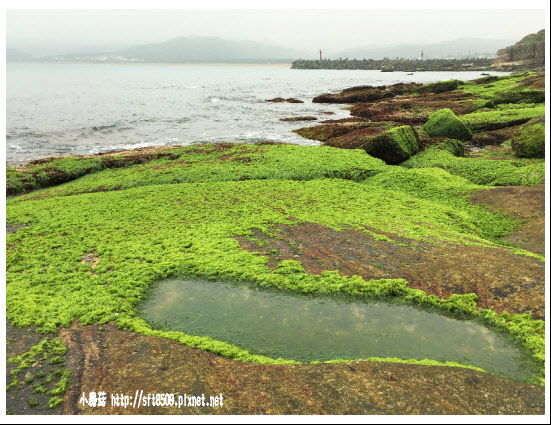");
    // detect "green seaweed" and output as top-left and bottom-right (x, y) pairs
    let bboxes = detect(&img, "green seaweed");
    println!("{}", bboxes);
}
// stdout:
(511, 117), (545, 158)
(6, 337), (71, 406)
(363, 125), (419, 164)
(401, 147), (545, 187)
(461, 104), (545, 132)
(5, 73), (547, 386)
(423, 108), (473, 141)
(6, 171), (545, 384)
(11, 144), (388, 201)
(418, 79), (463, 94)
